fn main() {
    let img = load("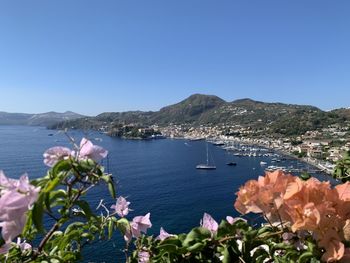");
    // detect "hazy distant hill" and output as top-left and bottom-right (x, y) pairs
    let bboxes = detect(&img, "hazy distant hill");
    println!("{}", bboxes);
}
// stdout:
(50, 94), (350, 136)
(0, 111), (85, 126)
